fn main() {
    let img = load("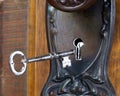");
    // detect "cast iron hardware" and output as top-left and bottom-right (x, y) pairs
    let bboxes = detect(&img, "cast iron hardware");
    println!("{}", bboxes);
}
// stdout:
(47, 0), (97, 12)
(9, 0), (116, 96)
